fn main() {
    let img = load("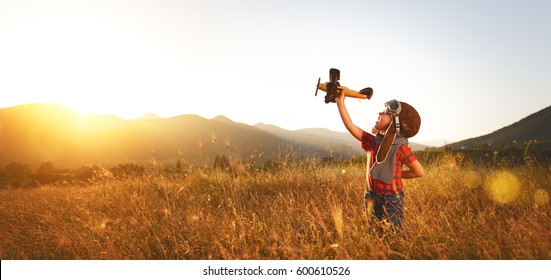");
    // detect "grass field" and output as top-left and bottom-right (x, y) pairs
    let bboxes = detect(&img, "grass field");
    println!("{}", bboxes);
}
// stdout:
(0, 153), (549, 259)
